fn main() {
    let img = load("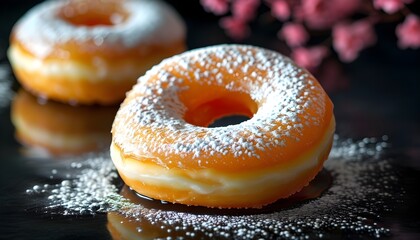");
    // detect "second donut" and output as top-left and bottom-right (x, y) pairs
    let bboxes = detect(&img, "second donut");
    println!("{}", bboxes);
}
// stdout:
(8, 0), (186, 105)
